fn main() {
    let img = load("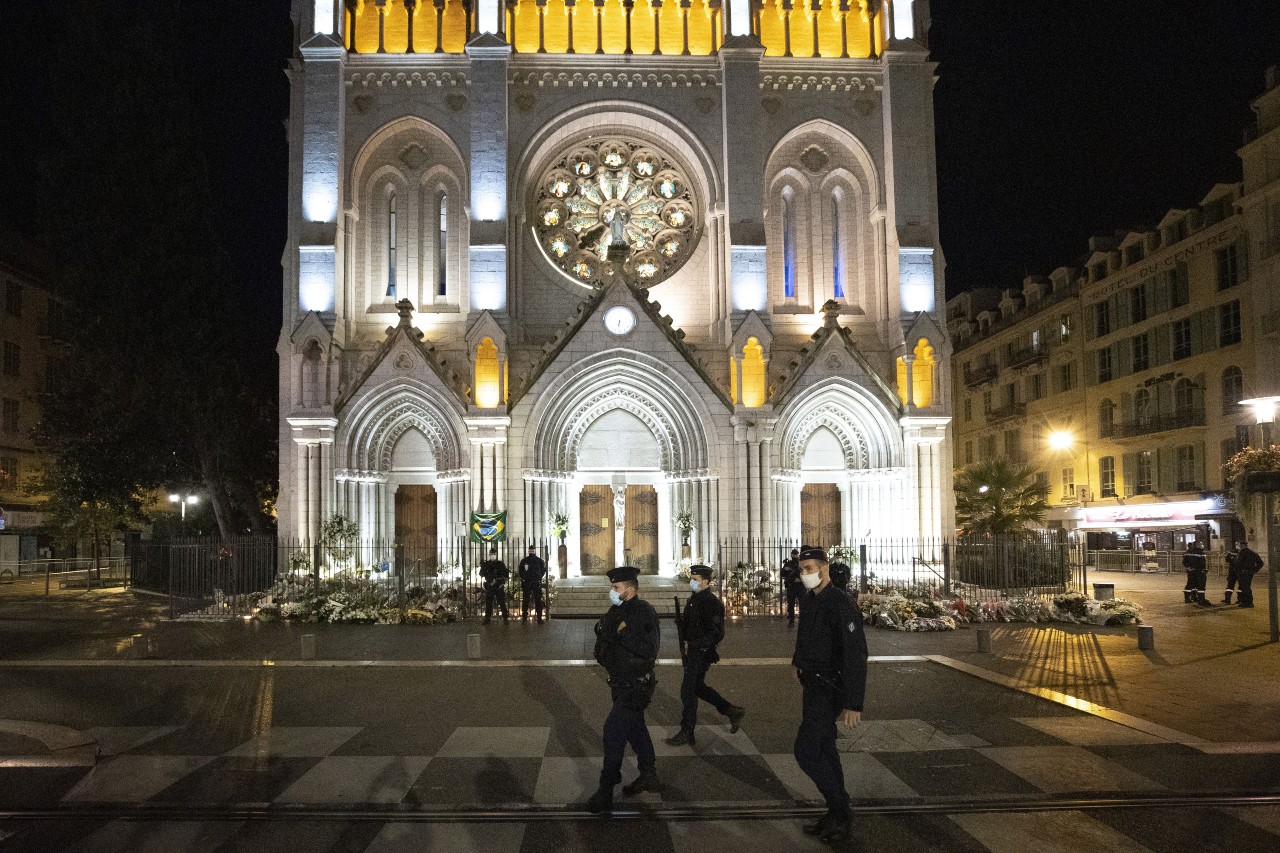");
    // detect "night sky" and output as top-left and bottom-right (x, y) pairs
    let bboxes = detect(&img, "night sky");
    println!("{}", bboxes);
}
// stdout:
(1, 0), (1277, 355)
